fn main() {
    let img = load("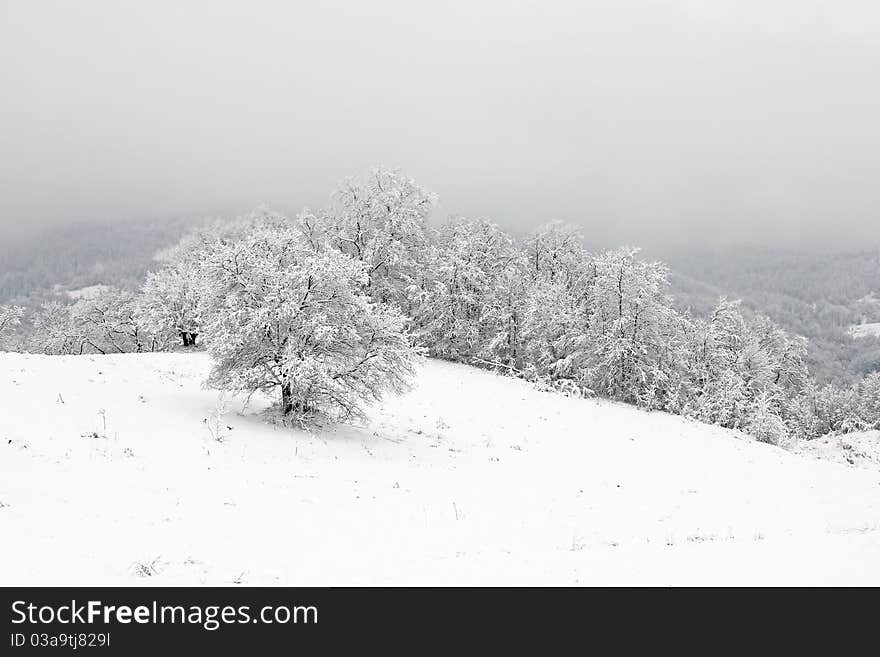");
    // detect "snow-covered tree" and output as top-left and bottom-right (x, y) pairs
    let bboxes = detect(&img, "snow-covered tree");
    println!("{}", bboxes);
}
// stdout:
(798, 372), (880, 437)
(684, 299), (751, 426)
(856, 373), (880, 429)
(480, 259), (528, 369)
(321, 168), (436, 306)
(137, 230), (213, 349)
(73, 288), (156, 353)
(745, 389), (789, 445)
(200, 215), (419, 422)
(519, 272), (591, 381)
(28, 289), (155, 355)
(138, 266), (203, 348)
(415, 217), (517, 360)
(524, 221), (588, 287)
(515, 223), (596, 385)
(29, 302), (81, 354)
(135, 214), (264, 349)
(582, 247), (681, 405)
(0, 304), (25, 348)
(683, 298), (809, 442)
